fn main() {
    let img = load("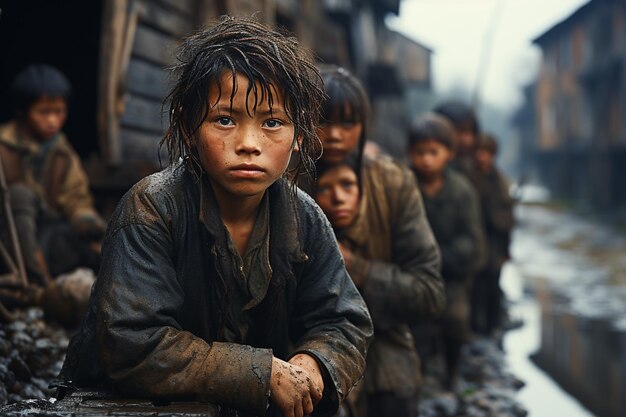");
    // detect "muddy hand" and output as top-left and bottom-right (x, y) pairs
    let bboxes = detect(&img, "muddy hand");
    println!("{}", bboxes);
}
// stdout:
(270, 356), (323, 417)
